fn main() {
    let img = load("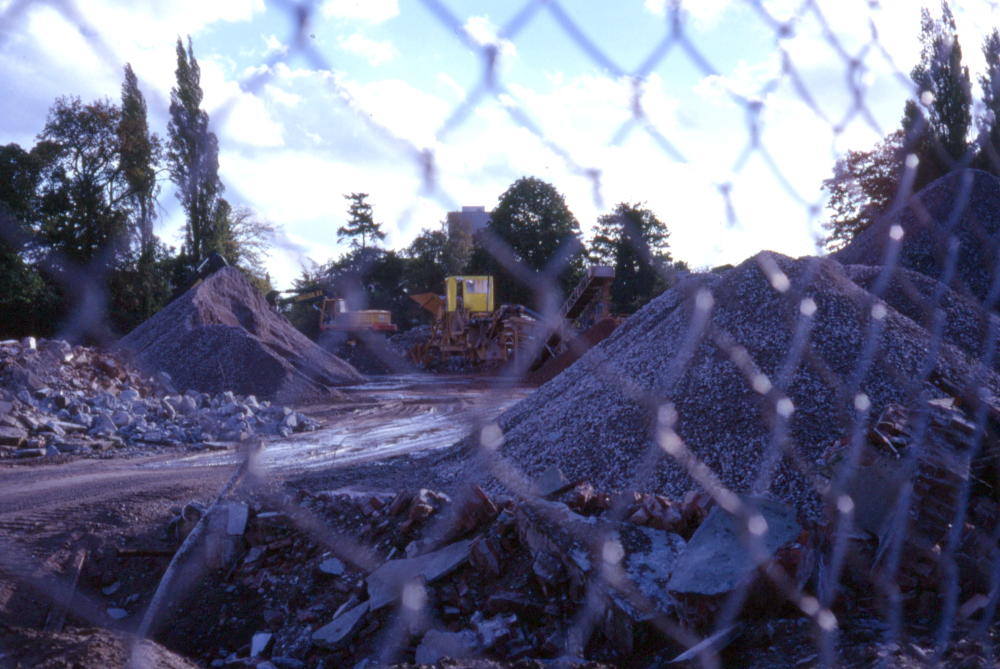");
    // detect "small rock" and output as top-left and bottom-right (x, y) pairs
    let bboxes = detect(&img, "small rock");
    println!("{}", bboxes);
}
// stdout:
(107, 608), (128, 620)
(318, 557), (346, 576)
(415, 629), (479, 664)
(312, 601), (369, 650)
(250, 632), (274, 658)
